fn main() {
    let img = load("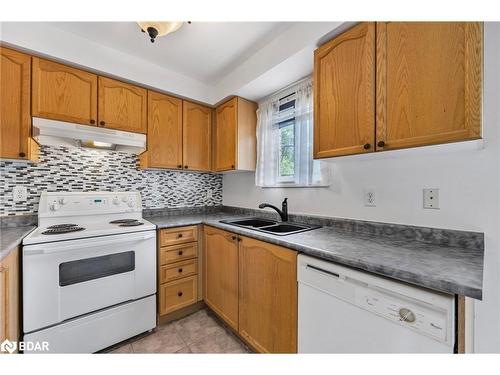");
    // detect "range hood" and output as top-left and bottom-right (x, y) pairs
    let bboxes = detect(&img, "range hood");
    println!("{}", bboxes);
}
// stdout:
(32, 117), (146, 154)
